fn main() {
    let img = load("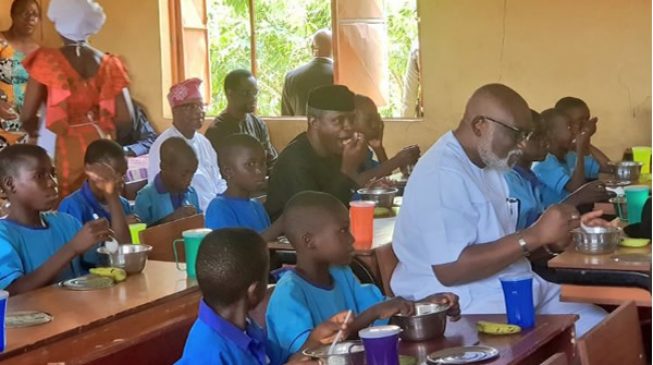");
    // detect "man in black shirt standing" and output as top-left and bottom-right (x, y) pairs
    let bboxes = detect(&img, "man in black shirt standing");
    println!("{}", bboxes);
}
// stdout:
(266, 85), (368, 220)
